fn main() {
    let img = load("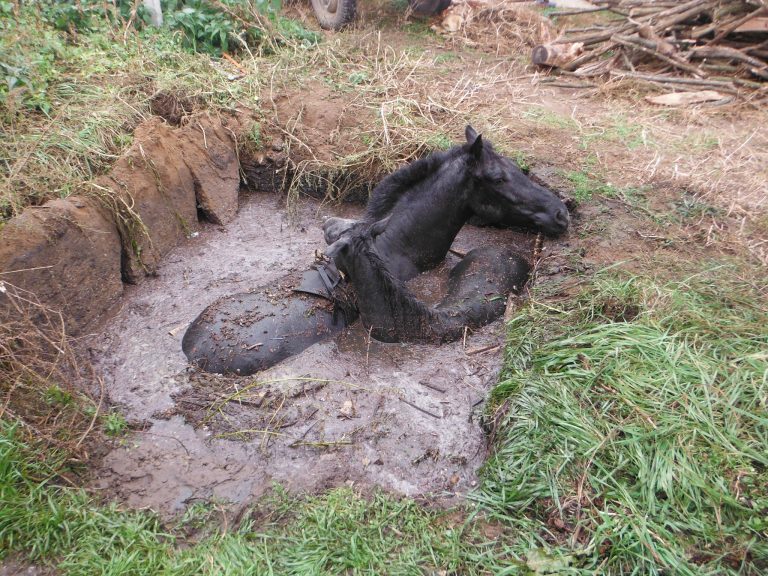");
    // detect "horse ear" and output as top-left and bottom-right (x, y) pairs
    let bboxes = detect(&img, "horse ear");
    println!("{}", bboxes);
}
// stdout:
(469, 132), (483, 160)
(370, 215), (391, 238)
(465, 125), (478, 144)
